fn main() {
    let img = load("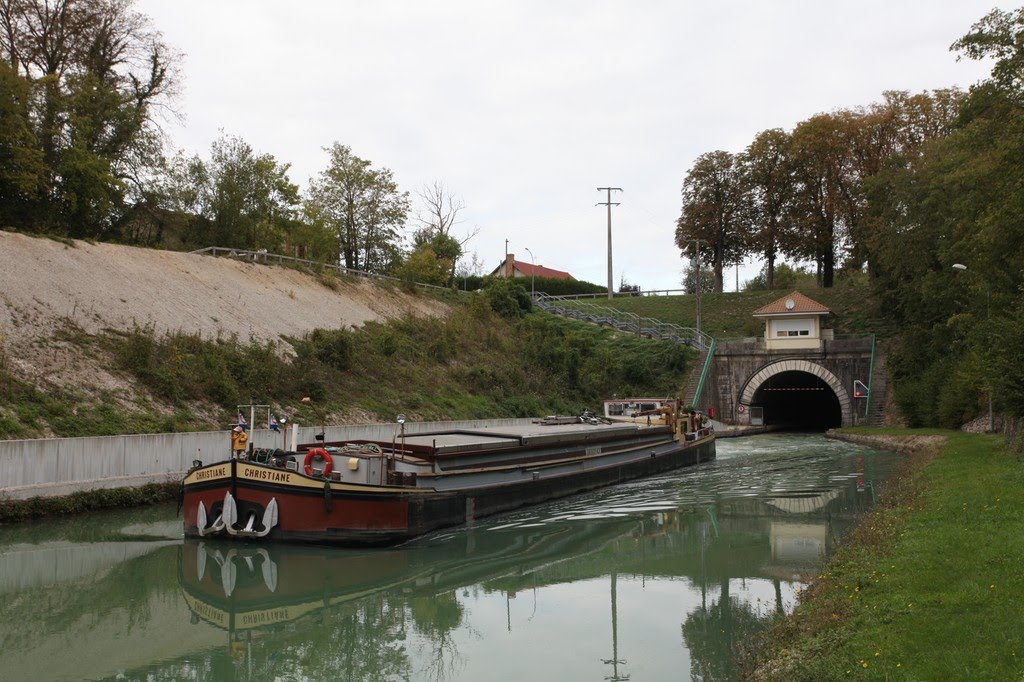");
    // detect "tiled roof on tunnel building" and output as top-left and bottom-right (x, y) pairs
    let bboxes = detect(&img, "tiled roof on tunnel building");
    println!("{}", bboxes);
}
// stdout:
(752, 291), (831, 317)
